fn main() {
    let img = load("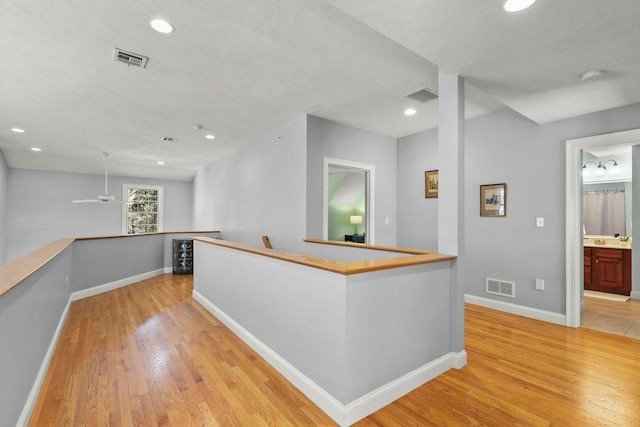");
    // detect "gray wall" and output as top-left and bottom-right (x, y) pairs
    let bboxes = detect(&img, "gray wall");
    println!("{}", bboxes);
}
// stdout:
(633, 145), (640, 297)
(0, 247), (72, 427)
(396, 128), (438, 249)
(306, 115), (398, 245)
(192, 114), (308, 251)
(0, 151), (8, 265)
(398, 102), (640, 314)
(6, 169), (193, 262)
(71, 235), (164, 291)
